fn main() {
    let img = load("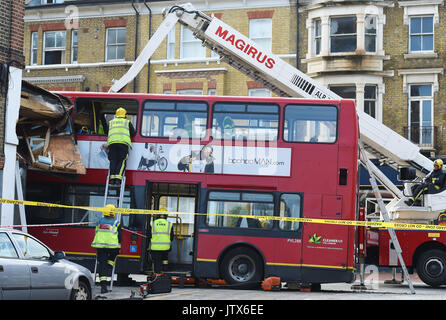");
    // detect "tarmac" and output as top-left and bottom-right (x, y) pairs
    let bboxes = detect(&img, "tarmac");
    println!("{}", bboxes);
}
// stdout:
(91, 270), (430, 300)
